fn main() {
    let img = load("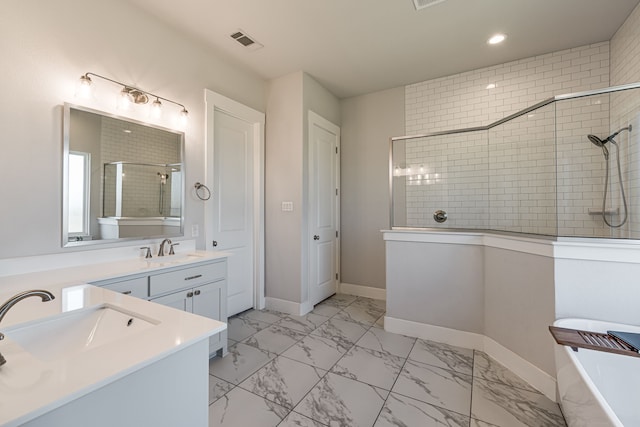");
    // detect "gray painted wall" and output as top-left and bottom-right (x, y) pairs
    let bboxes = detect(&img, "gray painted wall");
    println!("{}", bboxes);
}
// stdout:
(340, 88), (405, 289)
(484, 247), (556, 376)
(386, 238), (557, 376)
(265, 72), (340, 306)
(265, 72), (304, 303)
(386, 240), (485, 333)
